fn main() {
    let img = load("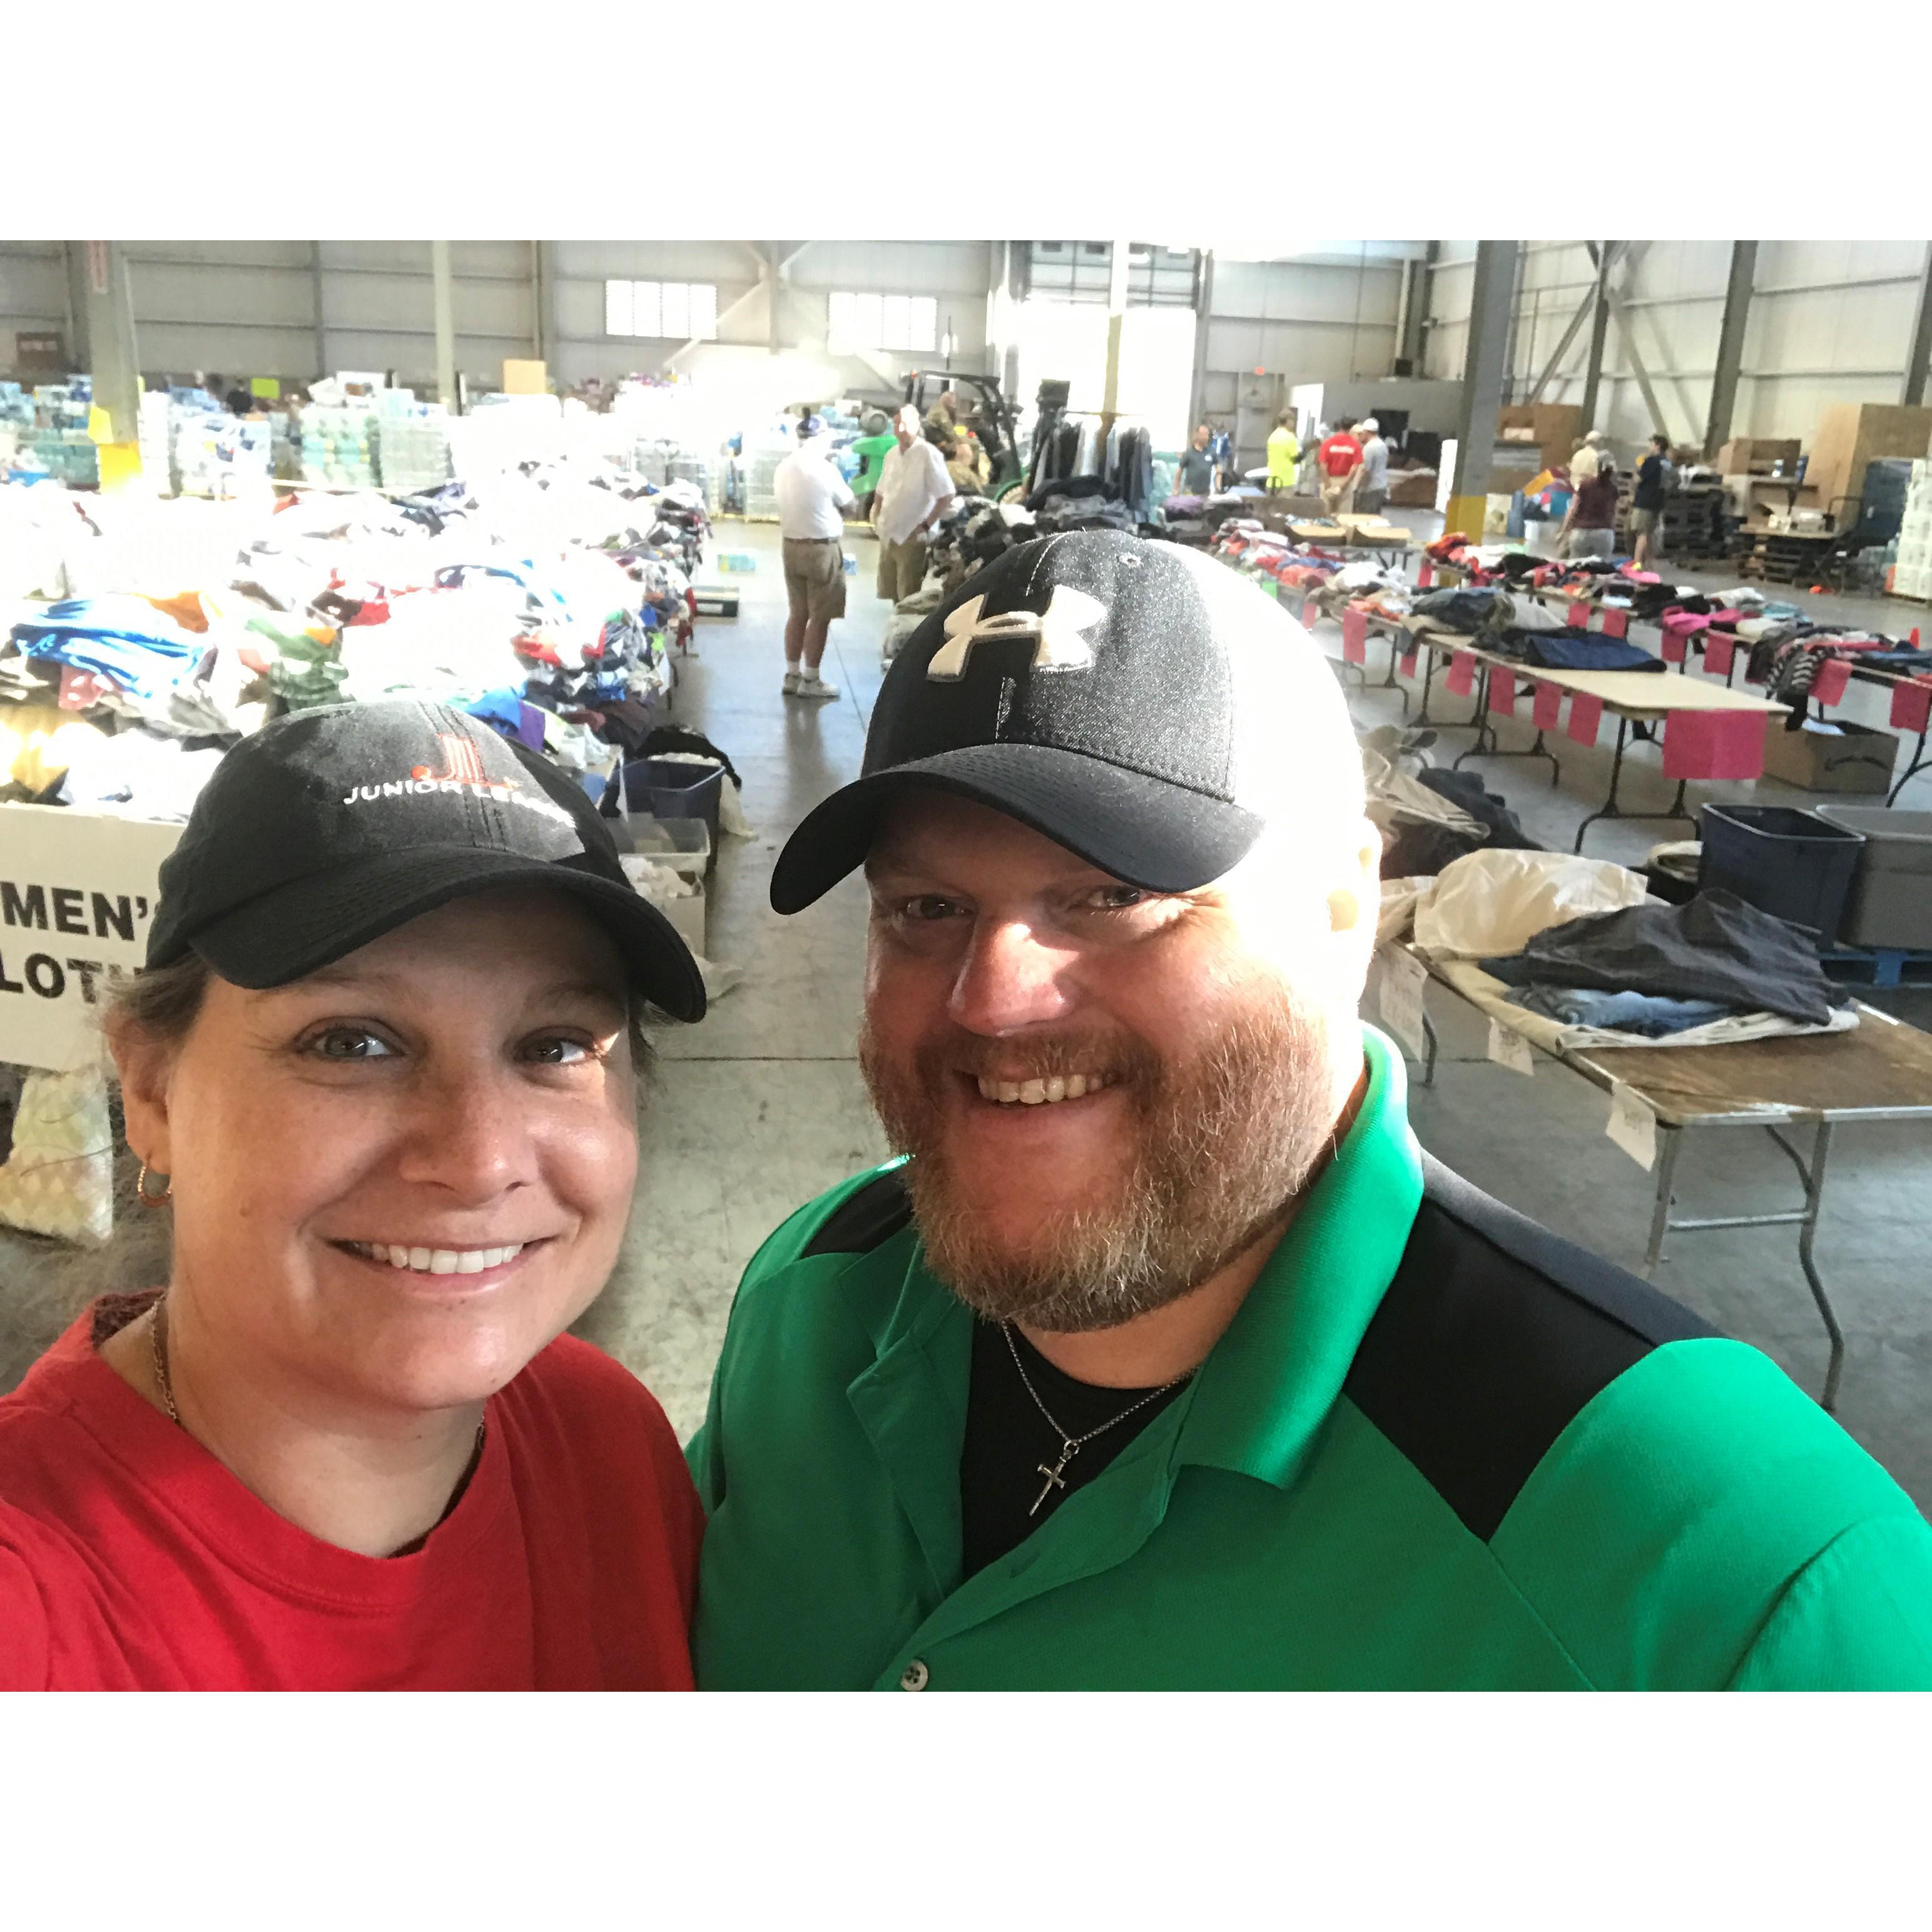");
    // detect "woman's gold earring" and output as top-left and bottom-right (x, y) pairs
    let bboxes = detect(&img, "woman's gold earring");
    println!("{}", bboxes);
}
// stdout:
(135, 1163), (173, 1208)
